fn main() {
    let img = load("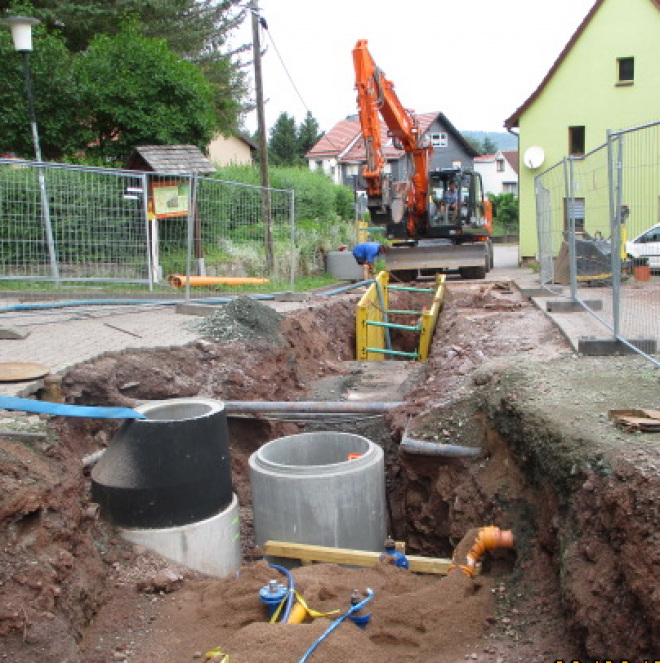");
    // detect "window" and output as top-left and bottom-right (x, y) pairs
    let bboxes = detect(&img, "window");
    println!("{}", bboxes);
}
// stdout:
(569, 126), (585, 156)
(617, 57), (634, 84)
(564, 197), (585, 232)
(503, 182), (518, 195)
(315, 160), (323, 171)
(431, 132), (448, 148)
(496, 158), (505, 172)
